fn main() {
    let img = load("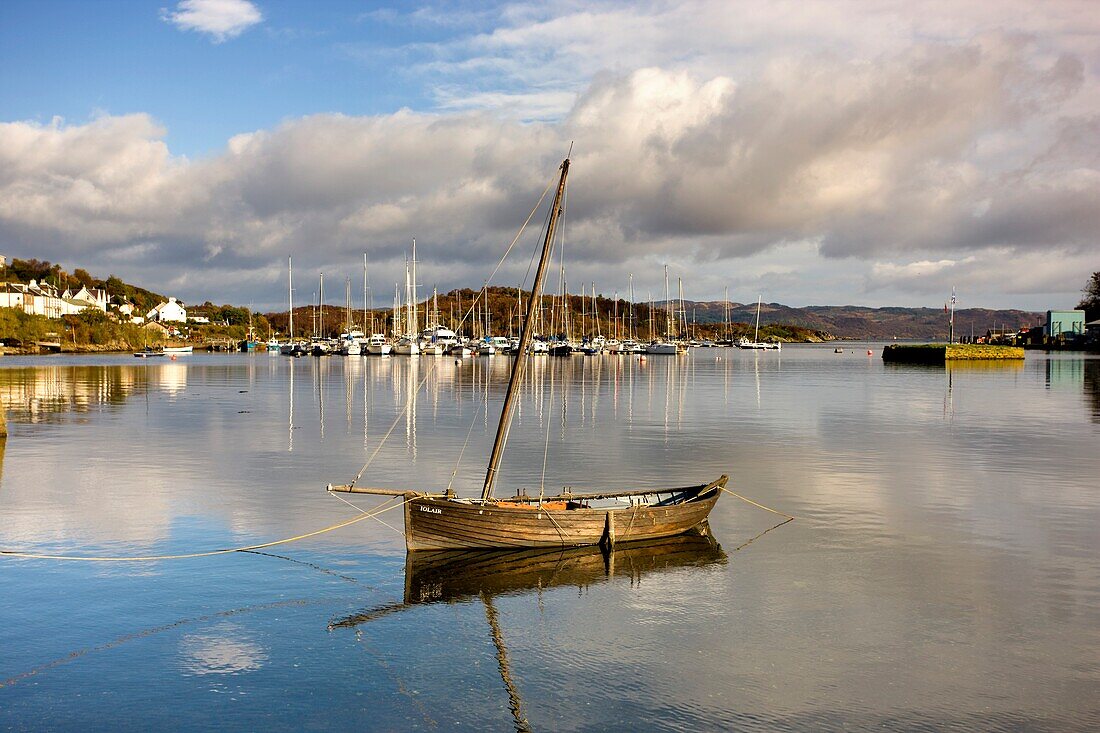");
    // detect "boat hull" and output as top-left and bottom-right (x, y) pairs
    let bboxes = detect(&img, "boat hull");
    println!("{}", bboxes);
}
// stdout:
(402, 477), (724, 551)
